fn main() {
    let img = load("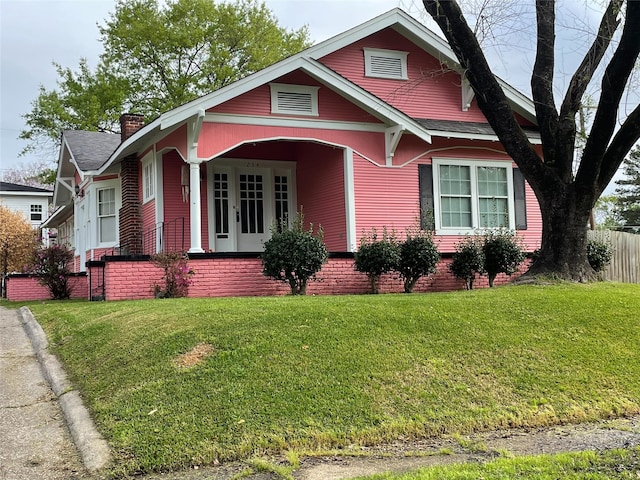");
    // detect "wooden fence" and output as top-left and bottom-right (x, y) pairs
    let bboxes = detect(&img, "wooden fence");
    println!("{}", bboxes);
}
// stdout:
(588, 230), (640, 283)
